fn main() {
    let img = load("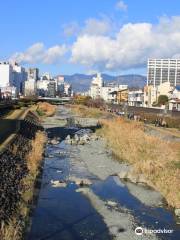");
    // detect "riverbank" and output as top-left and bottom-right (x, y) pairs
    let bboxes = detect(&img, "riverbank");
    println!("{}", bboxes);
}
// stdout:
(0, 109), (47, 240)
(71, 105), (180, 213)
